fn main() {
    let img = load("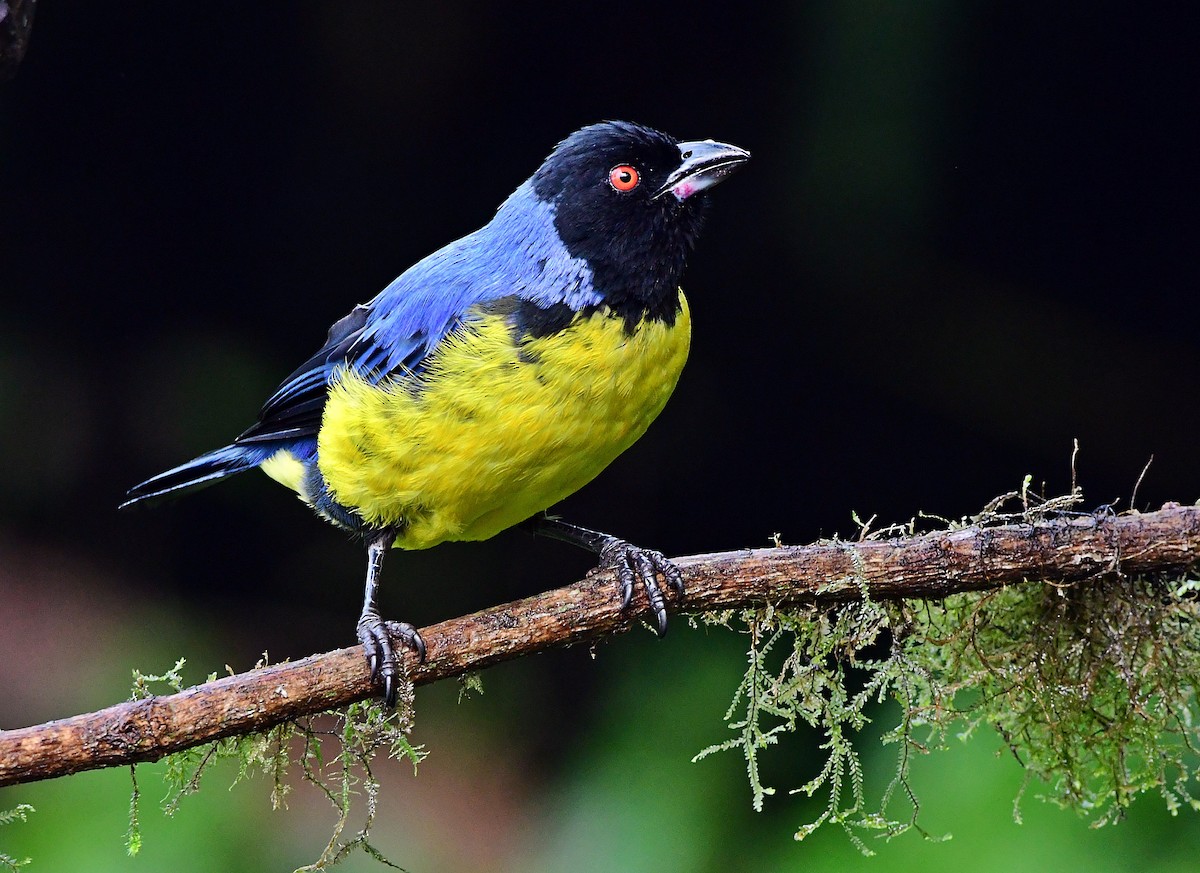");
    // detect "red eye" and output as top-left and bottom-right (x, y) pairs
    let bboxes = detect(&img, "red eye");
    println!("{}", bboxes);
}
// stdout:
(608, 164), (640, 192)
